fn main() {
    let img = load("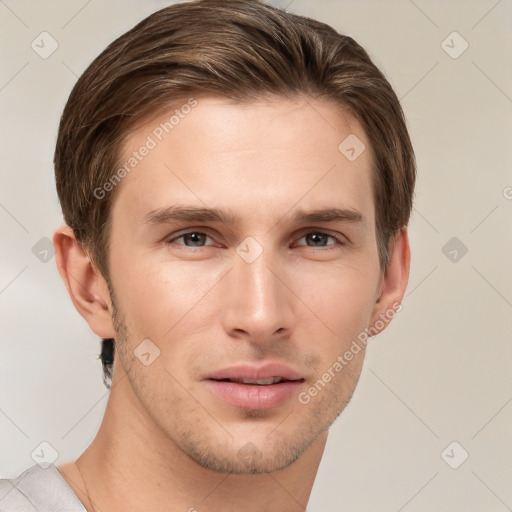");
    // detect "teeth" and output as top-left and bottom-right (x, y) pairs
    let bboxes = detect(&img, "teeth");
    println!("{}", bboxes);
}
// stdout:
(238, 377), (283, 385)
